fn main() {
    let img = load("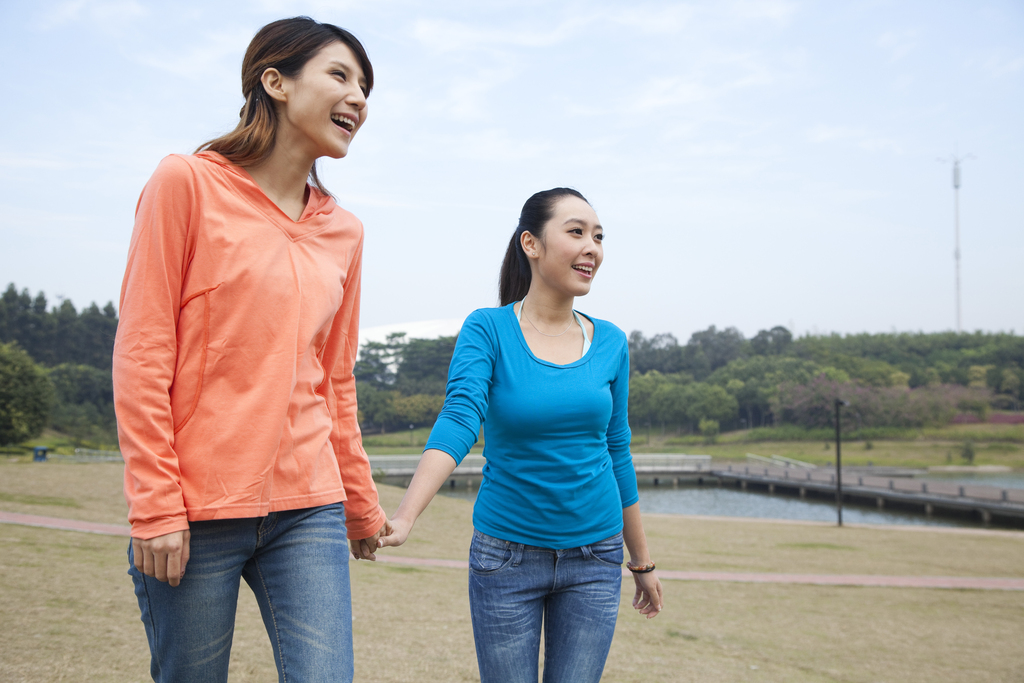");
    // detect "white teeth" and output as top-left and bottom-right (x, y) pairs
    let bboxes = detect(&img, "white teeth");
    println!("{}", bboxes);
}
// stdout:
(573, 265), (593, 272)
(331, 115), (354, 131)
